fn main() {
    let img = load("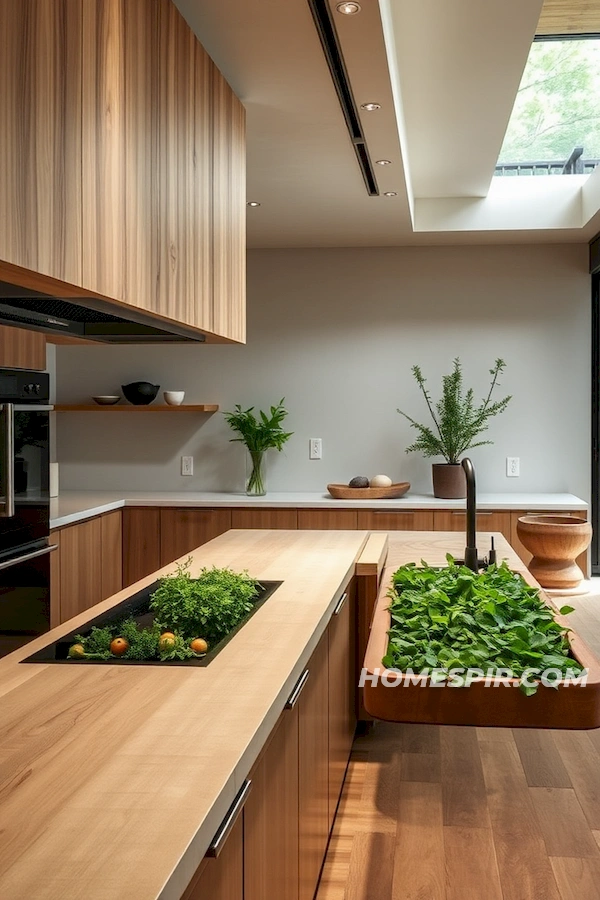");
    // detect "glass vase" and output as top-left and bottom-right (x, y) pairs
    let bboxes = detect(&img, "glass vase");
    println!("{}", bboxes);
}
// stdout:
(246, 449), (267, 496)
